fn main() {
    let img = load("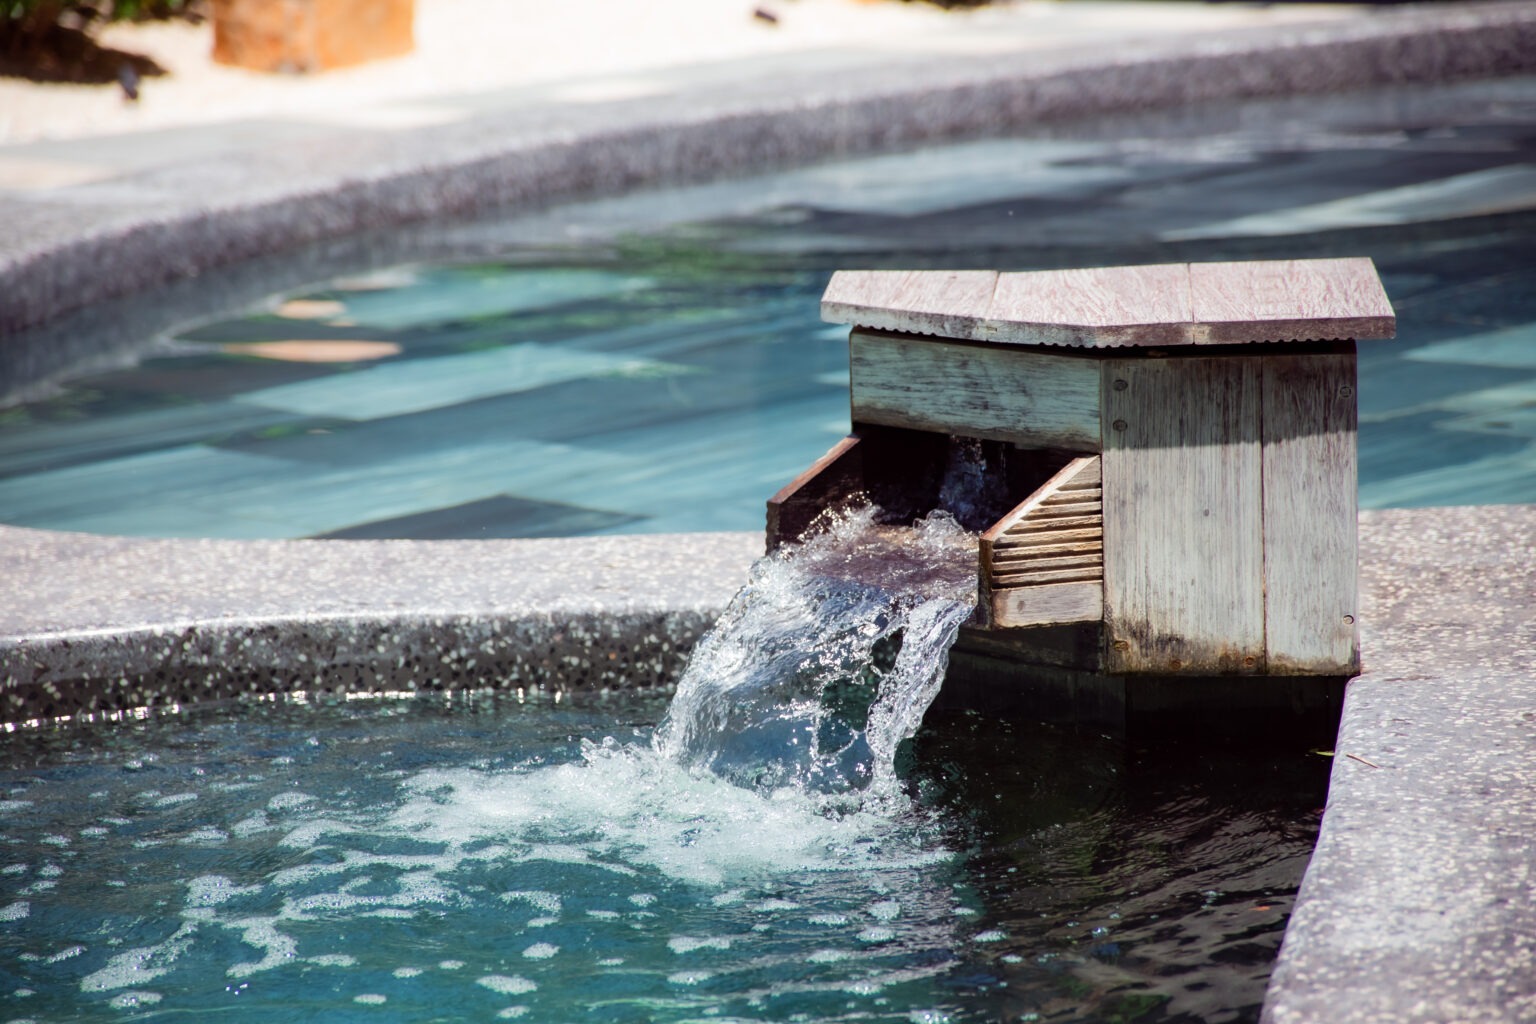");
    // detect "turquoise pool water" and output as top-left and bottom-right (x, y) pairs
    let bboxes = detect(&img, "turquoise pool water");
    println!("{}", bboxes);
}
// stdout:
(0, 690), (1327, 1023)
(1, 77), (1534, 538)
